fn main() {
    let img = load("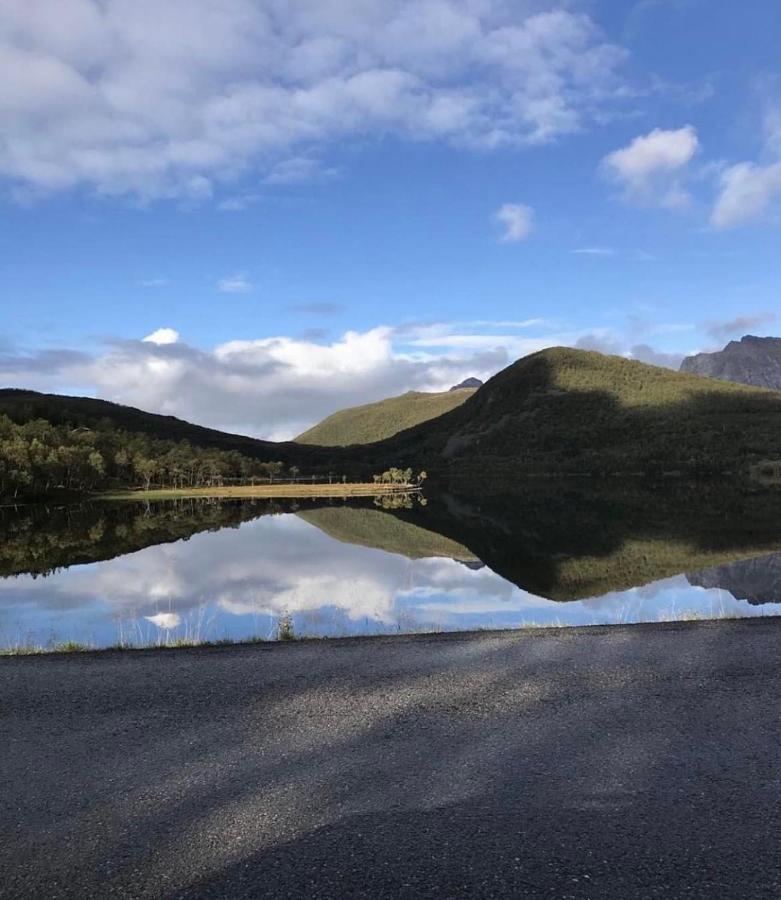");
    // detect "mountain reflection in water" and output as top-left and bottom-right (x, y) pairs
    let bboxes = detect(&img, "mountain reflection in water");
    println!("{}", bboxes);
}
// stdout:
(1, 483), (781, 650)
